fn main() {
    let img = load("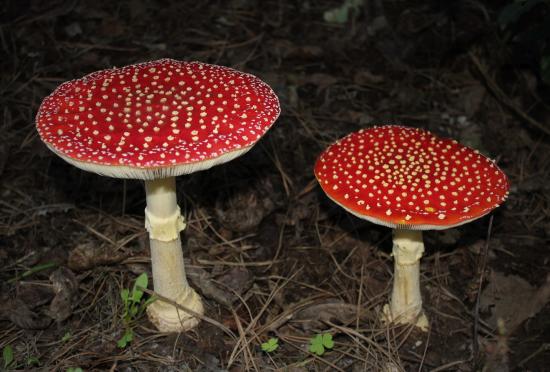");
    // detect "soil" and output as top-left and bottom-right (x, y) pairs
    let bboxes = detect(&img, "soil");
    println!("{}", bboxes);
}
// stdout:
(1, 0), (550, 371)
